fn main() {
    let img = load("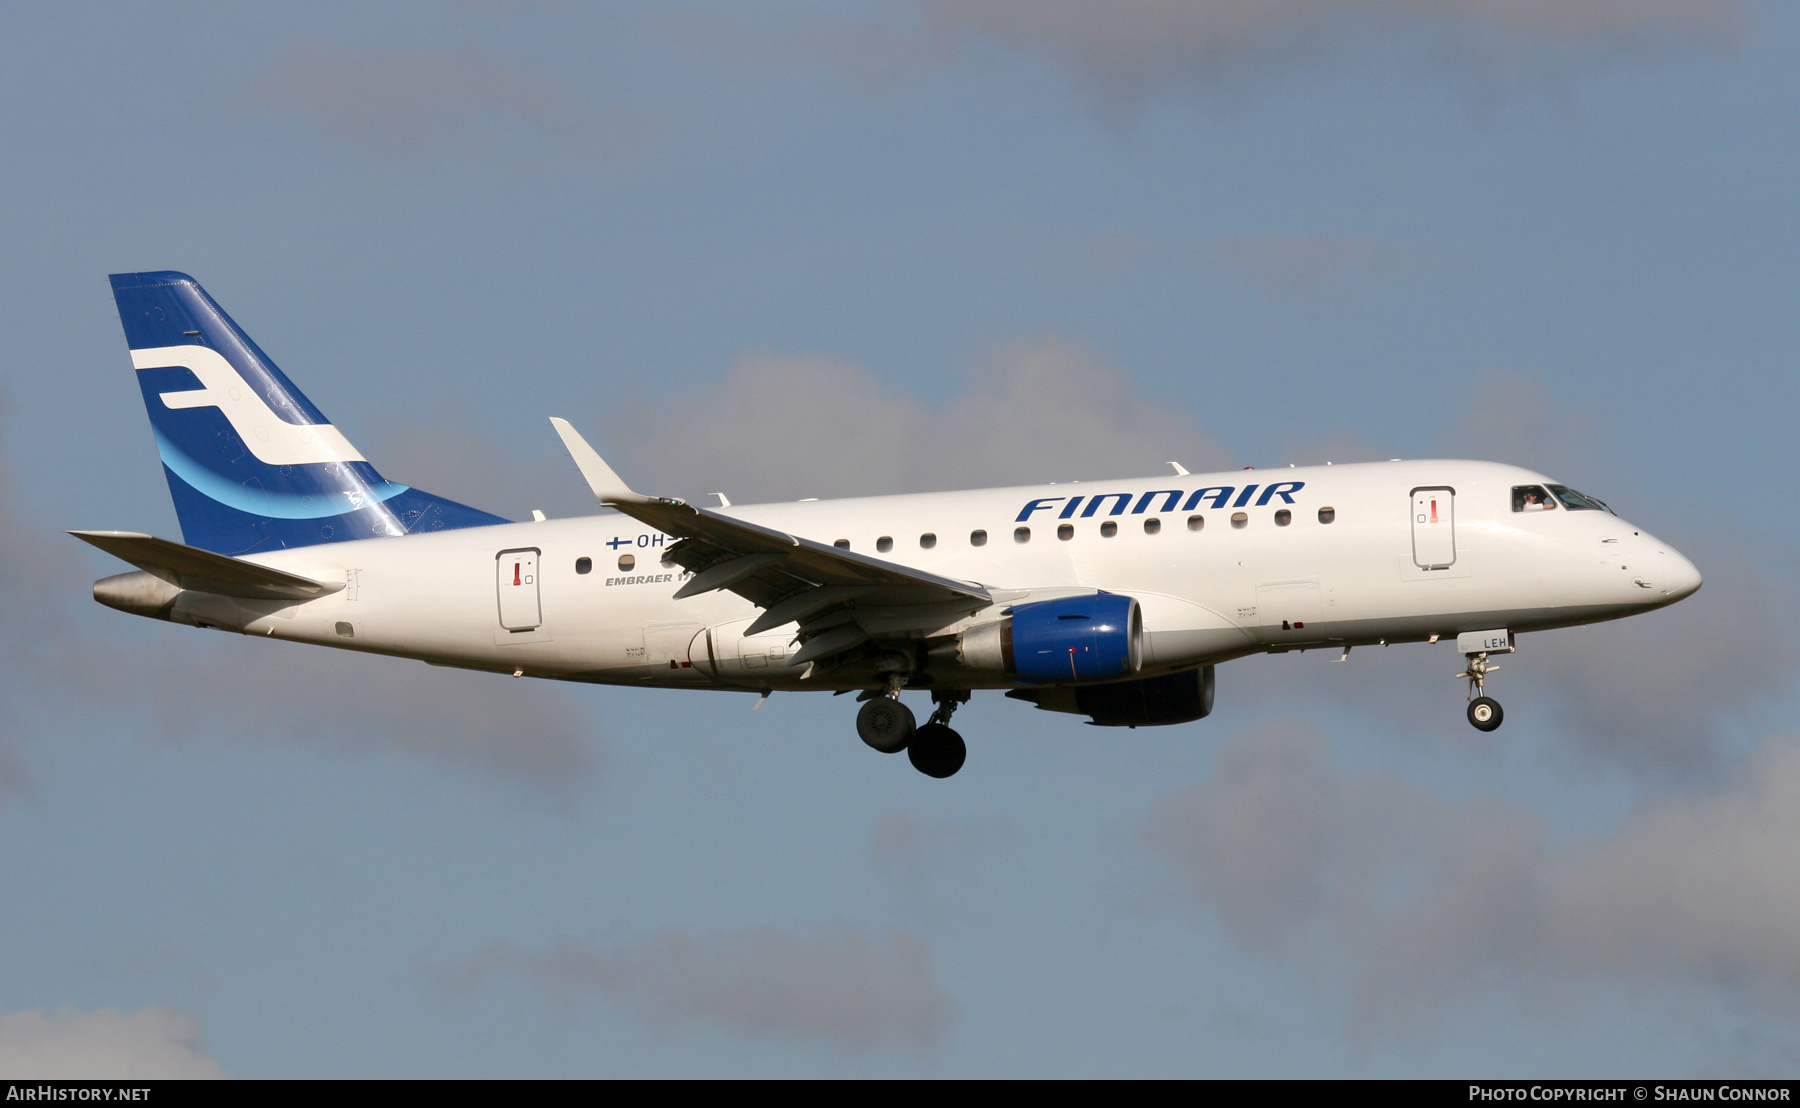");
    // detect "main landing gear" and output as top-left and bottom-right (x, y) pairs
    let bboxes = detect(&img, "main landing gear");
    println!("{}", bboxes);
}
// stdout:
(910, 692), (968, 779)
(855, 683), (967, 778)
(1457, 650), (1504, 732)
(856, 695), (914, 753)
